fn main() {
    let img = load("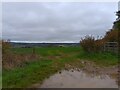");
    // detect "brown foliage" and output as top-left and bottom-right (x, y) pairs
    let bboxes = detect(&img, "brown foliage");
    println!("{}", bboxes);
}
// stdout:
(2, 40), (39, 70)
(94, 39), (105, 52)
(80, 11), (119, 53)
(2, 40), (11, 54)
(80, 36), (95, 52)
(104, 29), (119, 42)
(80, 36), (105, 53)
